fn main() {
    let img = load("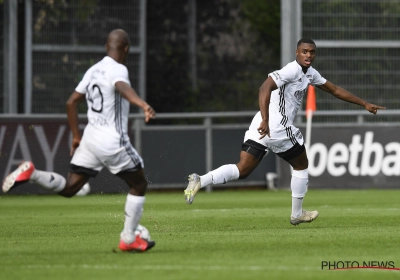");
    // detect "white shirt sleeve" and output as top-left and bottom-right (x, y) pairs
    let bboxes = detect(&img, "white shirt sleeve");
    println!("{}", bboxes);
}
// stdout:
(75, 68), (92, 94)
(268, 63), (298, 88)
(108, 64), (131, 86)
(311, 69), (327, 86)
